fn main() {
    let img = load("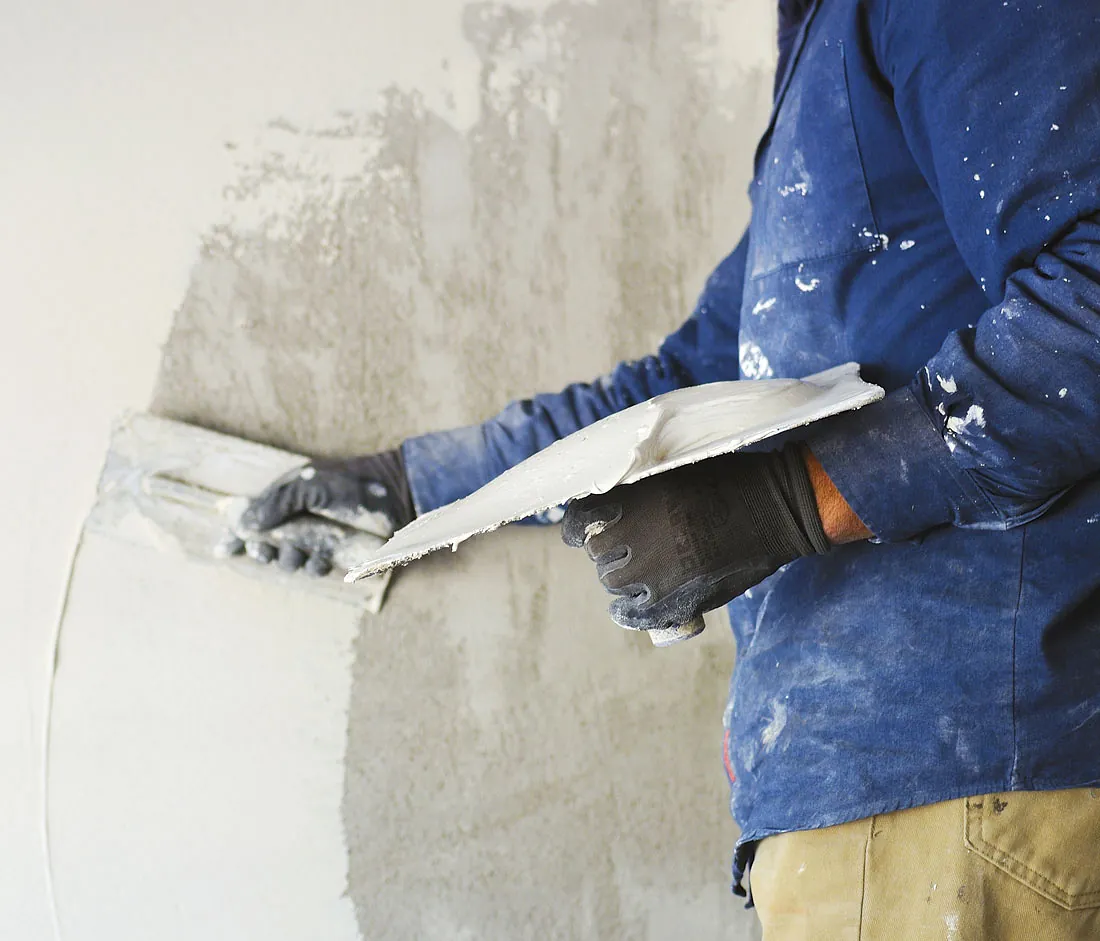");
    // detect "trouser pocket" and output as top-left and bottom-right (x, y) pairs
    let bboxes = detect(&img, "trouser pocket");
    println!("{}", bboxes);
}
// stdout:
(964, 788), (1100, 910)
